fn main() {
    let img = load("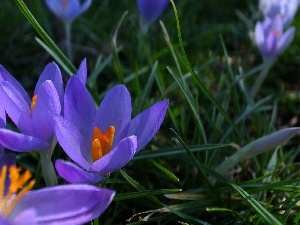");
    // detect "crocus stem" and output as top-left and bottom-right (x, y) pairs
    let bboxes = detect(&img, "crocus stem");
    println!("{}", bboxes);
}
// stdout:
(250, 59), (275, 98)
(39, 148), (57, 186)
(139, 18), (150, 35)
(64, 21), (72, 61)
